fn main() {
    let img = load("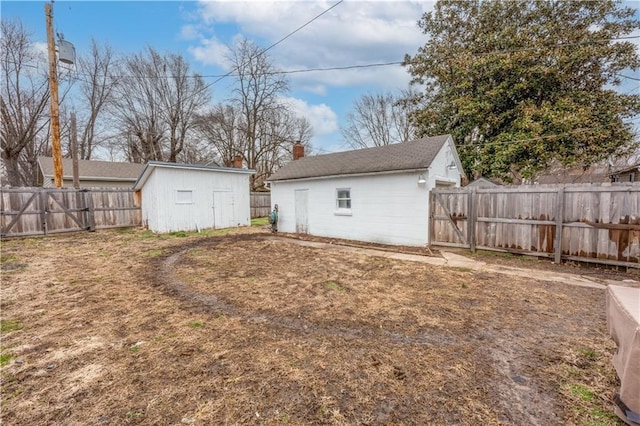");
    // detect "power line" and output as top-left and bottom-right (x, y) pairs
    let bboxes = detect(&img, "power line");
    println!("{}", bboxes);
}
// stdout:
(261, 0), (343, 55)
(203, 0), (344, 90)
(150, 0), (344, 120)
(616, 74), (640, 82)
(4, 34), (639, 81)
